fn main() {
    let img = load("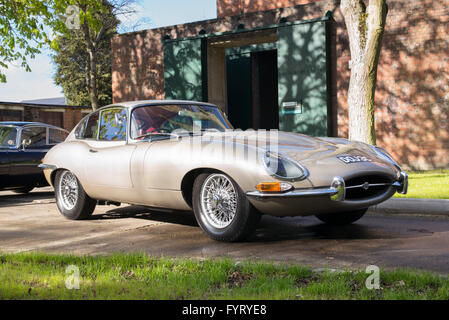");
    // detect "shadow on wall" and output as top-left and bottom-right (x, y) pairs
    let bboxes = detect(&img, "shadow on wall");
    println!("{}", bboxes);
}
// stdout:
(111, 0), (448, 170)
(335, 0), (449, 170)
(277, 20), (329, 137)
(163, 38), (203, 101)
